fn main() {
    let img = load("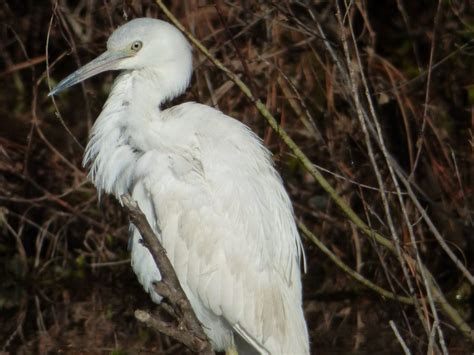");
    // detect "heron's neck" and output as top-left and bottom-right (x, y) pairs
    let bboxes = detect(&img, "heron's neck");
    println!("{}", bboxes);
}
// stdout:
(83, 67), (190, 197)
(123, 65), (192, 113)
